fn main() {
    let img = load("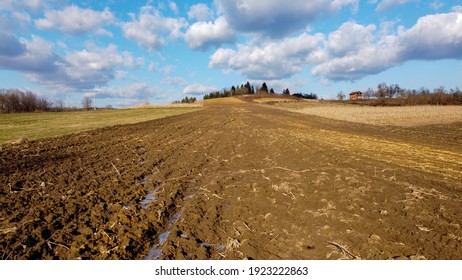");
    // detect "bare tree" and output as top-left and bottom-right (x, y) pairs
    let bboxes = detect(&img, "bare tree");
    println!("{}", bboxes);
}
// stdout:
(376, 83), (388, 99)
(82, 96), (92, 111)
(54, 100), (65, 112)
(337, 91), (345, 101)
(364, 88), (375, 99)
